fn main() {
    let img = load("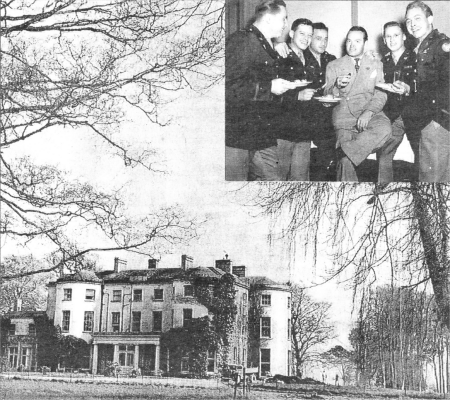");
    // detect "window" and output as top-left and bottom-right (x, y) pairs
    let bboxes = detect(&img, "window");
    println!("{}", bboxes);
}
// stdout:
(260, 349), (271, 376)
(62, 311), (70, 332)
(234, 347), (237, 363)
(261, 317), (271, 338)
(8, 324), (15, 336)
(21, 347), (30, 367)
(133, 289), (142, 302)
(85, 289), (95, 301)
(261, 294), (271, 306)
(207, 349), (215, 372)
(28, 324), (36, 335)
(112, 312), (120, 332)
(287, 319), (291, 340)
(243, 293), (247, 306)
(183, 308), (193, 328)
(287, 296), (291, 309)
(181, 351), (189, 372)
(131, 311), (141, 332)
(63, 288), (72, 301)
(288, 350), (292, 376)
(84, 311), (94, 332)
(112, 290), (122, 302)
(171, 309), (175, 328)
(184, 285), (194, 297)
(118, 345), (134, 366)
(9, 347), (18, 368)
(153, 311), (162, 332)
(154, 288), (163, 301)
